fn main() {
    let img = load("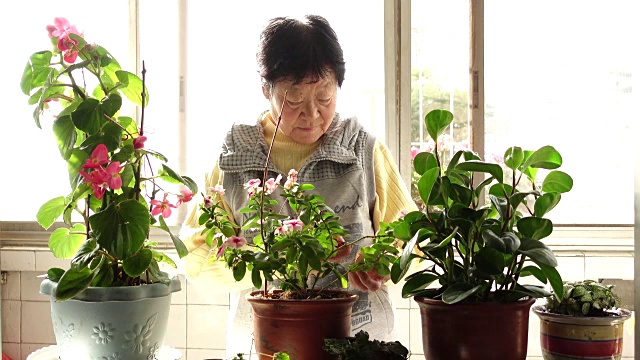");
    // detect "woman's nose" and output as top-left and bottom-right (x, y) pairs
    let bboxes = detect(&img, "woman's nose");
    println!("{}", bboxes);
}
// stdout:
(301, 100), (320, 118)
